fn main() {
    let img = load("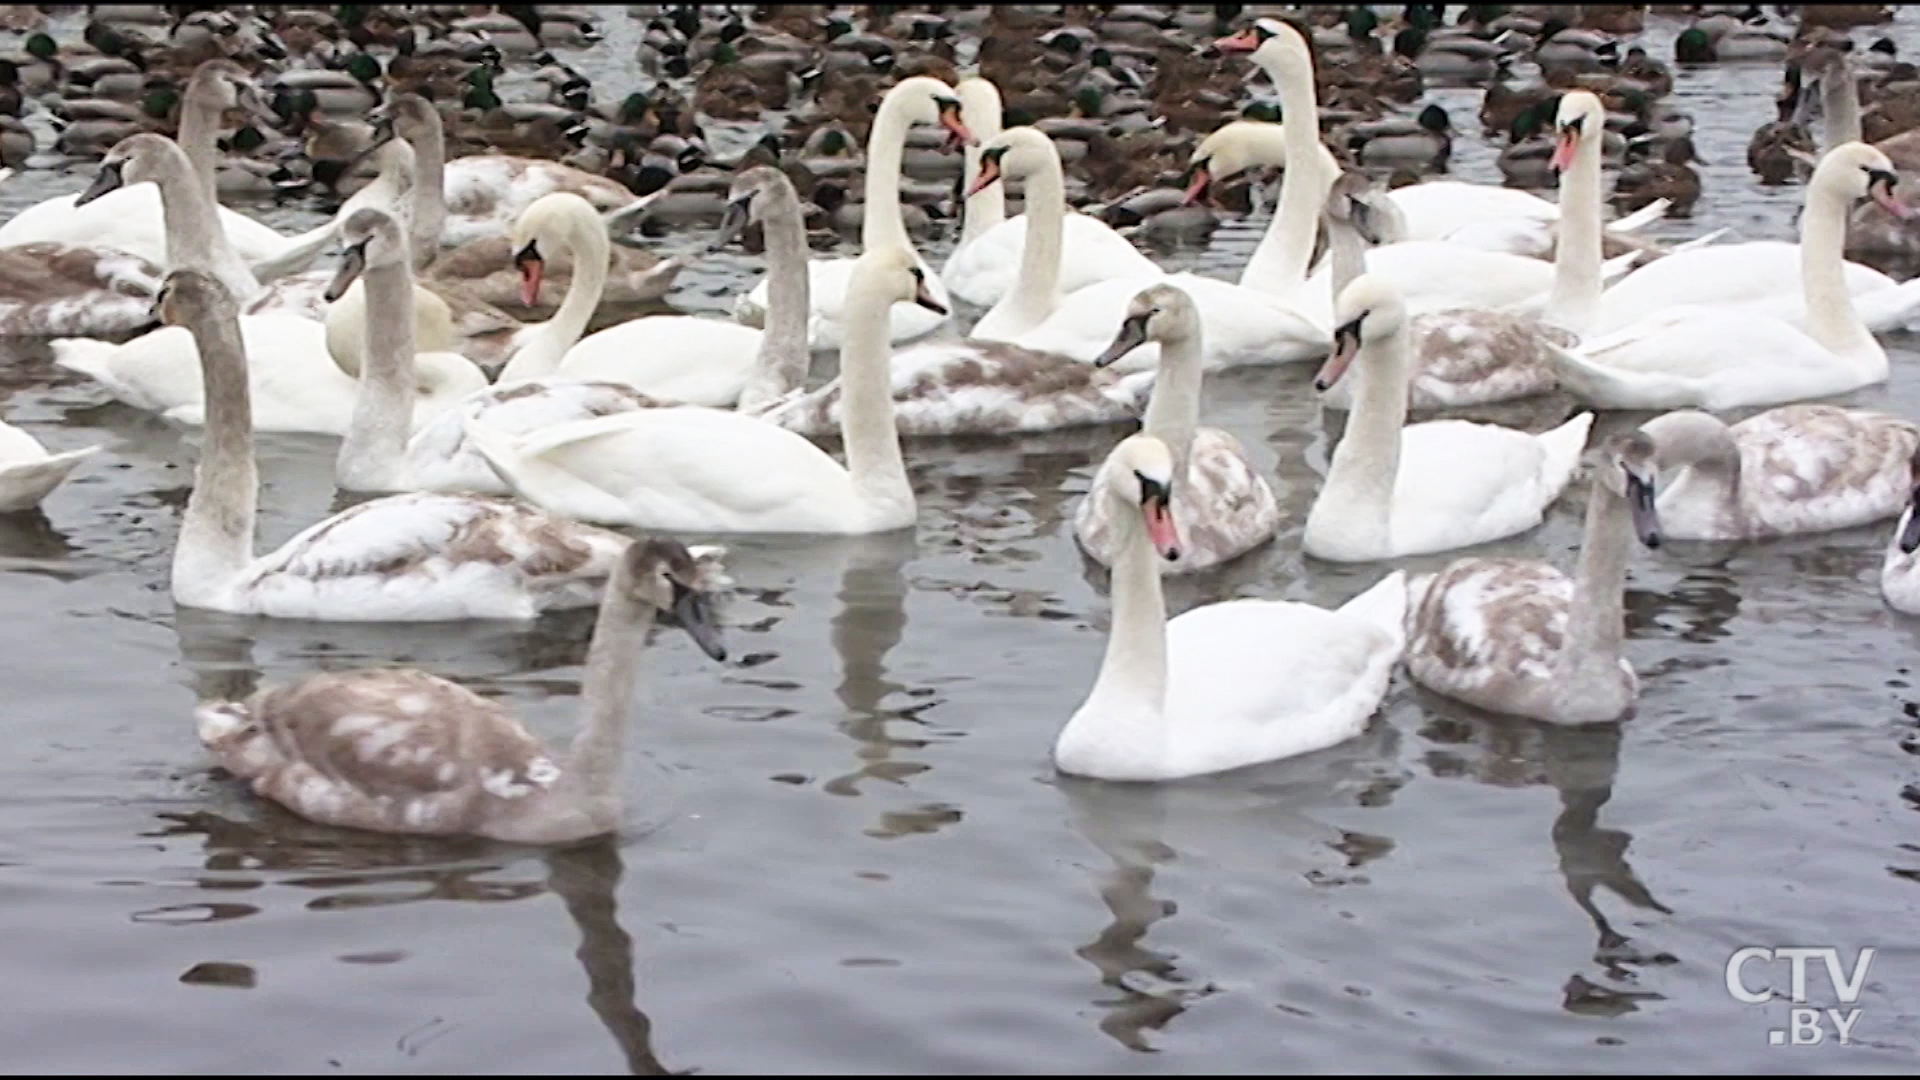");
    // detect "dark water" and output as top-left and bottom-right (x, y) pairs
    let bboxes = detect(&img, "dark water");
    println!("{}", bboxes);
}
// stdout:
(2, 9), (1919, 1073)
